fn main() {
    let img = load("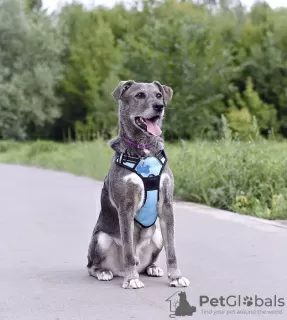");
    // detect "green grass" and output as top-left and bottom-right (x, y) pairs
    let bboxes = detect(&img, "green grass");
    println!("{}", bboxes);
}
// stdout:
(1, 139), (287, 220)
